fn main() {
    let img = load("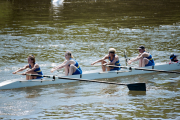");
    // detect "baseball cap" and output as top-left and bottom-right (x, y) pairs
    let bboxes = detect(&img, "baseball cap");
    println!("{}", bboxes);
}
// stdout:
(137, 45), (145, 50)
